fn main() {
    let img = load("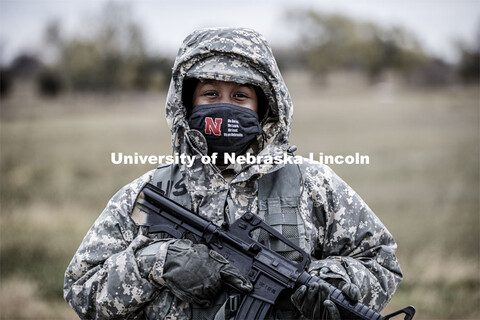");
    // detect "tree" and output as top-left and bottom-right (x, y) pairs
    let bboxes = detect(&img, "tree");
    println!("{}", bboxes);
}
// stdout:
(455, 26), (480, 84)
(59, 1), (152, 91)
(287, 10), (428, 82)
